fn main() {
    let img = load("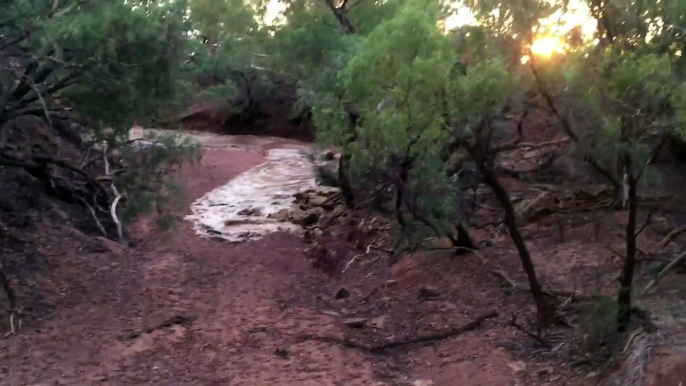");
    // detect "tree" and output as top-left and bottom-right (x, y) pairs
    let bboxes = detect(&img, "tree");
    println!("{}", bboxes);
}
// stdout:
(526, 0), (686, 330)
(0, 0), (199, 241)
(310, 0), (553, 325)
